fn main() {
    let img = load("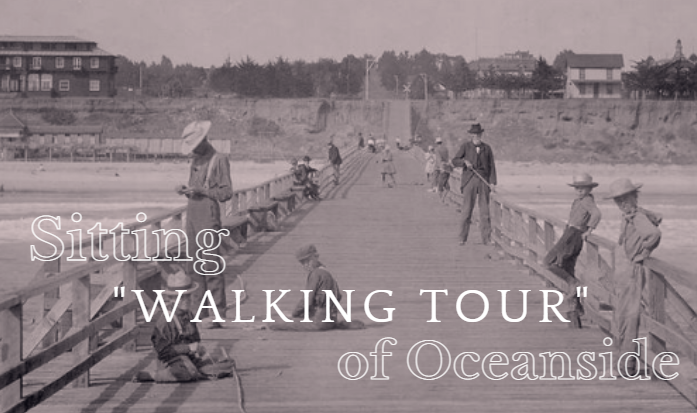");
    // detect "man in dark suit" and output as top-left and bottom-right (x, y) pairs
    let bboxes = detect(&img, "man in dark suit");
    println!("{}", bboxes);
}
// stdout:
(451, 123), (497, 246)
